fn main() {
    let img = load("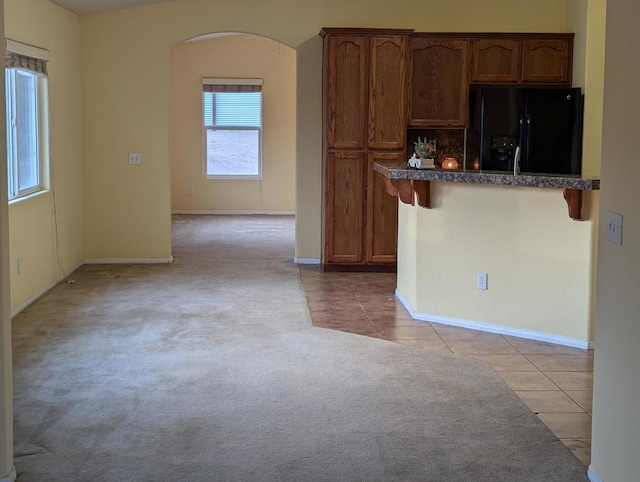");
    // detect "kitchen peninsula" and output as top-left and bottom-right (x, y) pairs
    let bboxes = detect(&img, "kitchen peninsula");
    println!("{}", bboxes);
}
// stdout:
(379, 160), (599, 349)
(374, 160), (600, 220)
